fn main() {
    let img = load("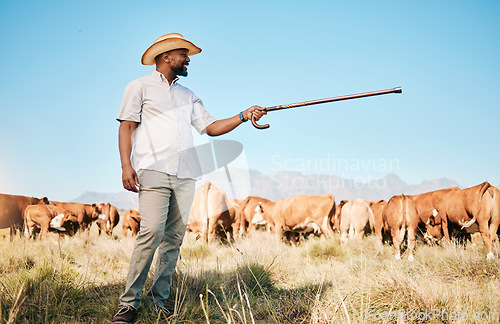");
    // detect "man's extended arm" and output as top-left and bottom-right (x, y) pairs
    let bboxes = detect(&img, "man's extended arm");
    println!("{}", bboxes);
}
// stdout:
(118, 120), (139, 192)
(205, 105), (266, 136)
